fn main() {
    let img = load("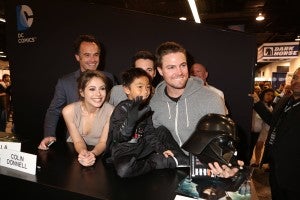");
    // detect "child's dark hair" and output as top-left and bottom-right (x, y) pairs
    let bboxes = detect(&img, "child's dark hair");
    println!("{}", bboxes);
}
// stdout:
(121, 68), (151, 87)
